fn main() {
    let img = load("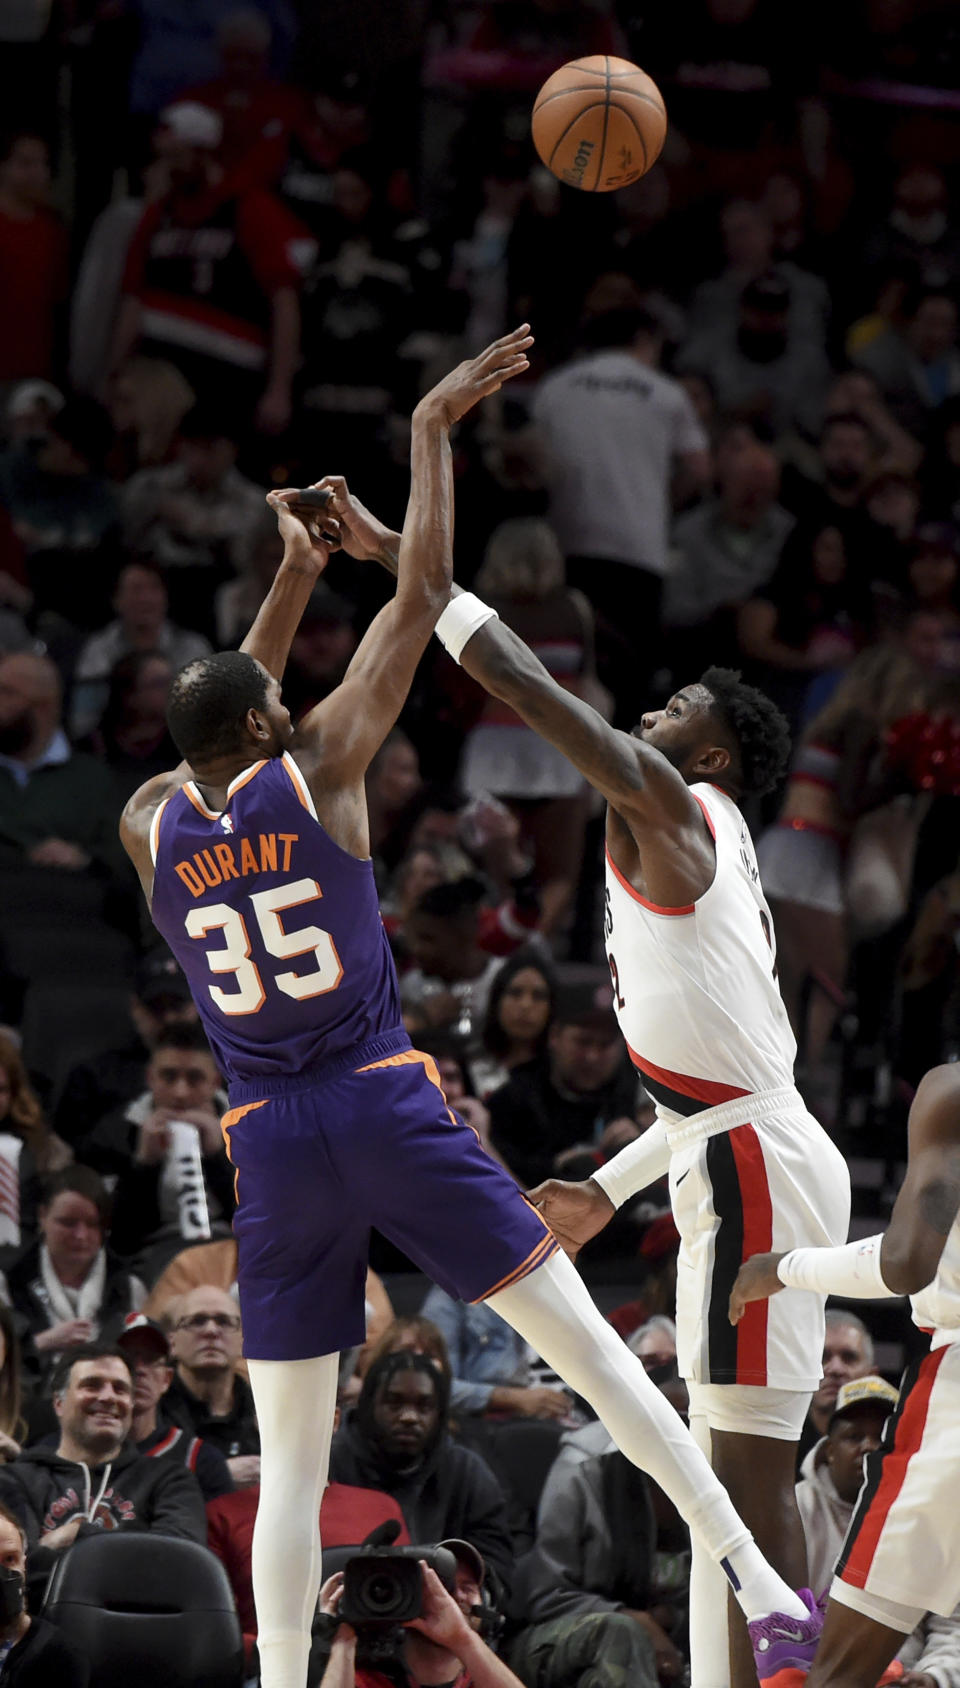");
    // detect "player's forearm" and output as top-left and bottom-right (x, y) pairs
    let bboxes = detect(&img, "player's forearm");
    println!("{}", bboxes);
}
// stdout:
(776, 1234), (901, 1298)
(239, 545), (320, 679)
(591, 1119), (671, 1208)
(395, 406), (455, 611)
